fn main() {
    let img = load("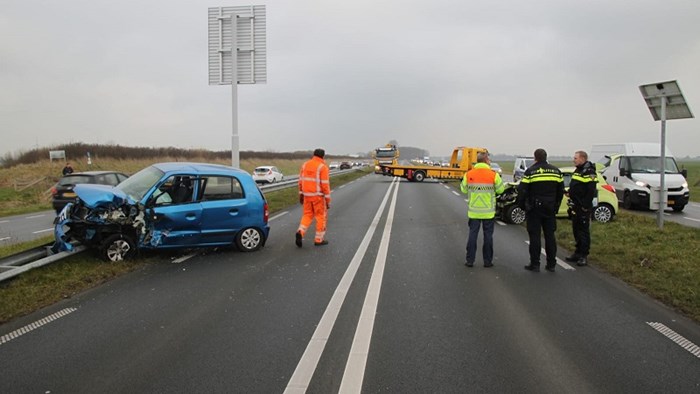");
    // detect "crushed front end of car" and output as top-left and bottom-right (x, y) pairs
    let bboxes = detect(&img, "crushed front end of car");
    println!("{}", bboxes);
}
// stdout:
(52, 184), (147, 261)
